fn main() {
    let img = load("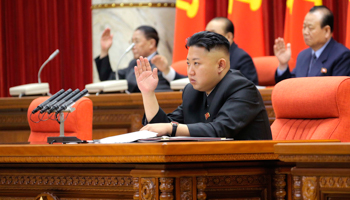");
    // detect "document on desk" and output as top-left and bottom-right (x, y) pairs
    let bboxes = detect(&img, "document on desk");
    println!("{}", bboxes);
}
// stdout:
(97, 130), (158, 143)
